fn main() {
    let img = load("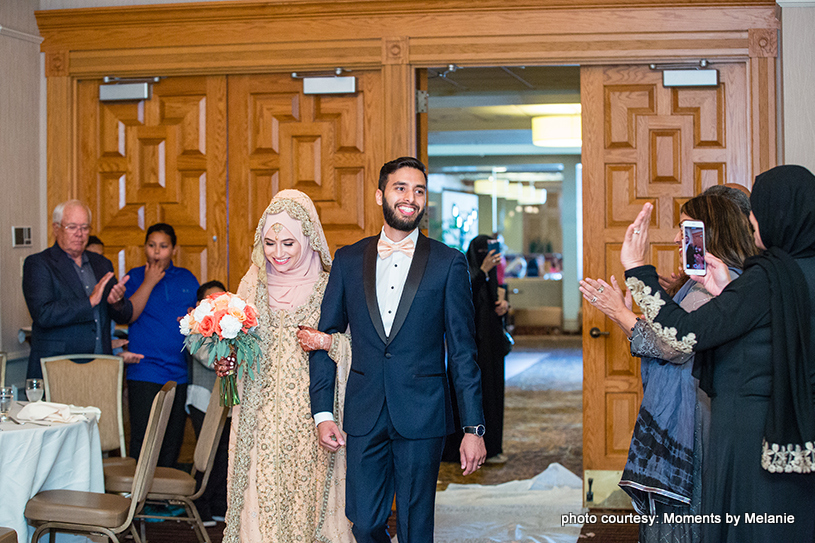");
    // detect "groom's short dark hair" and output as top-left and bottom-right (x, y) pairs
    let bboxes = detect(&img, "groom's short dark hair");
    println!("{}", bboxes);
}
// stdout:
(378, 157), (427, 191)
